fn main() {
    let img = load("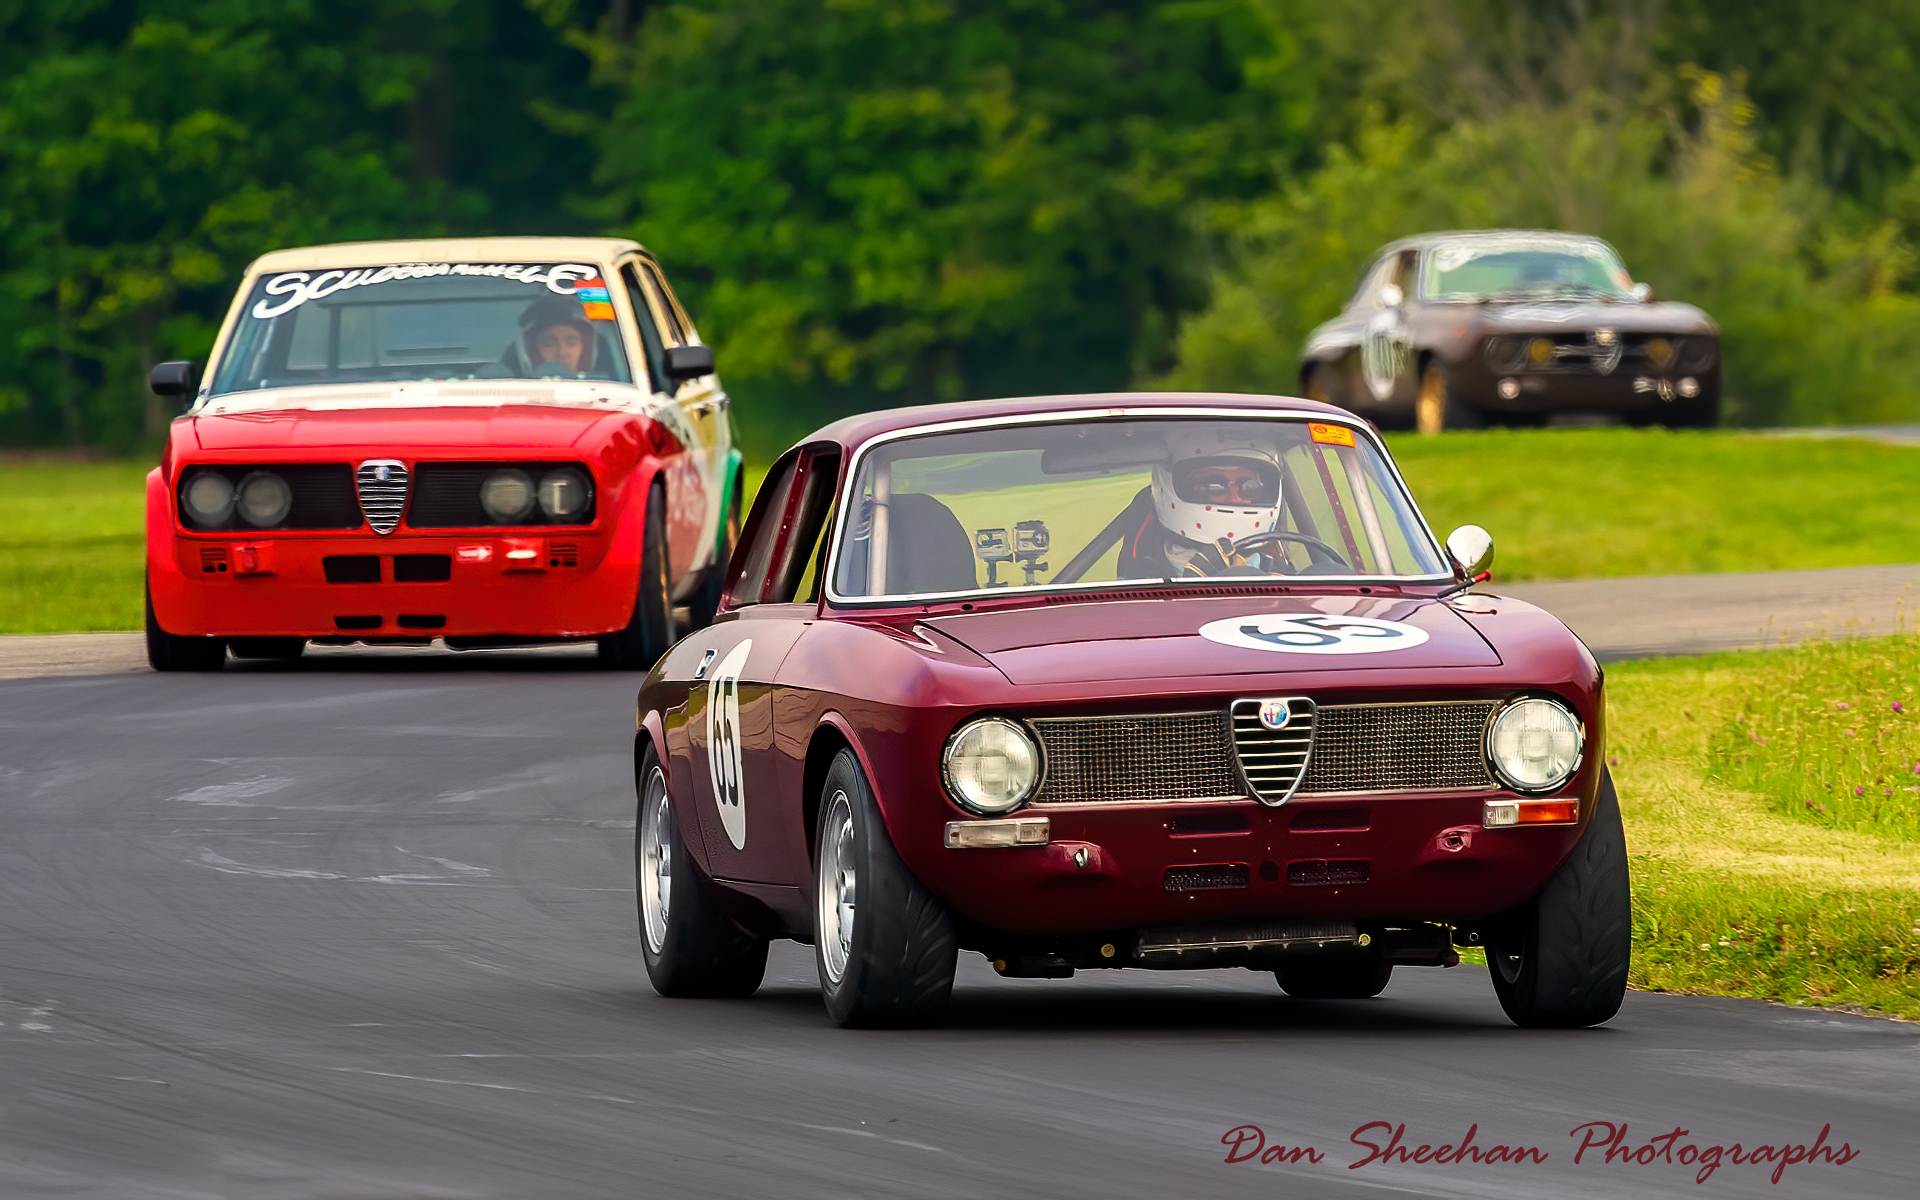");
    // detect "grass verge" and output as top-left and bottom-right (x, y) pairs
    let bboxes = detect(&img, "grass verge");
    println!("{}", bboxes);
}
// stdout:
(1390, 428), (1920, 581)
(1610, 637), (1920, 1019)
(0, 462), (149, 633)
